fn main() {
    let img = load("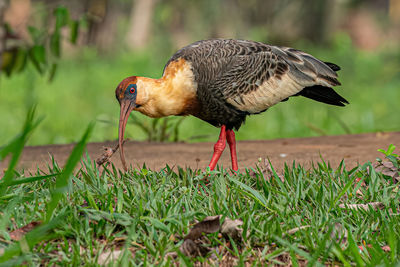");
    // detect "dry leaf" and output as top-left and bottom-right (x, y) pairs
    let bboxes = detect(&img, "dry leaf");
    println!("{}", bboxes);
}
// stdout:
(180, 239), (201, 257)
(9, 221), (41, 241)
(220, 218), (243, 241)
(181, 215), (245, 257)
(373, 157), (400, 183)
(184, 215), (221, 240)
